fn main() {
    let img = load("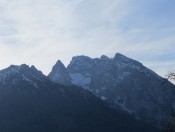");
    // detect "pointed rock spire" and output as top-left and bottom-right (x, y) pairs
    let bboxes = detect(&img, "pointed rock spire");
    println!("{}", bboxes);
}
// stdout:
(48, 60), (71, 85)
